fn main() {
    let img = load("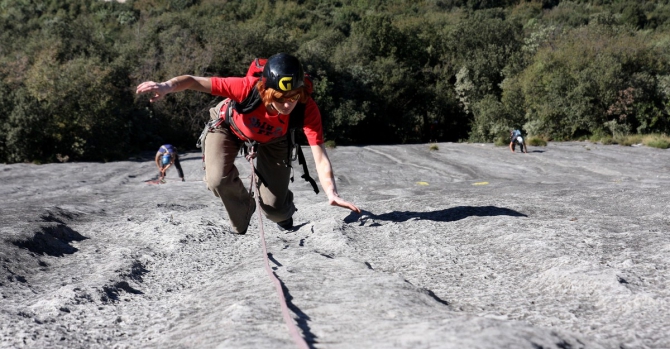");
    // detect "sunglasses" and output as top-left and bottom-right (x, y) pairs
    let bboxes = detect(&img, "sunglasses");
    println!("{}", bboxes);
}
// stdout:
(274, 94), (300, 103)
